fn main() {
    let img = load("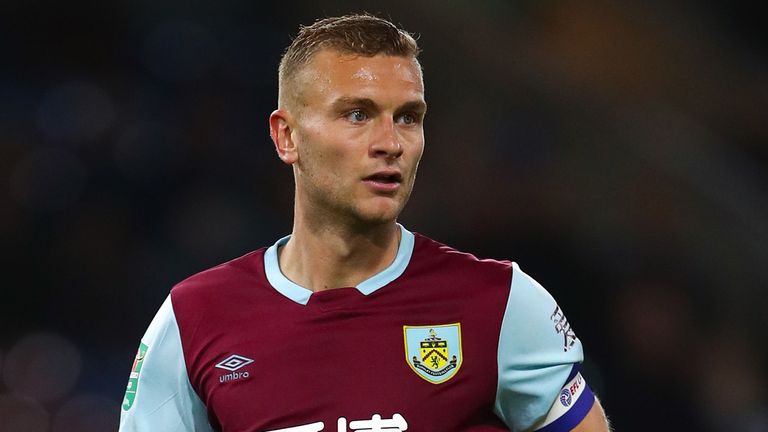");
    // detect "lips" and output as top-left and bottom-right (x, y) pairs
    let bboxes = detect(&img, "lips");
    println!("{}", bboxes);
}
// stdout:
(362, 170), (402, 192)
(363, 171), (402, 184)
